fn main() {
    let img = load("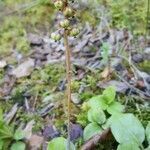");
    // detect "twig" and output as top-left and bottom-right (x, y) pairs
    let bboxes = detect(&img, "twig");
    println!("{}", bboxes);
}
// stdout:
(81, 128), (110, 150)
(115, 73), (150, 99)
